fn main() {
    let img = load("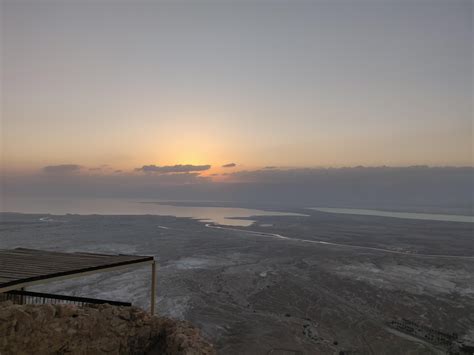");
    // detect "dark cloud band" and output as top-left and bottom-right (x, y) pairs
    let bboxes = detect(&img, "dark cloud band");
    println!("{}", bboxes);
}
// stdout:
(222, 163), (236, 168)
(136, 164), (211, 174)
